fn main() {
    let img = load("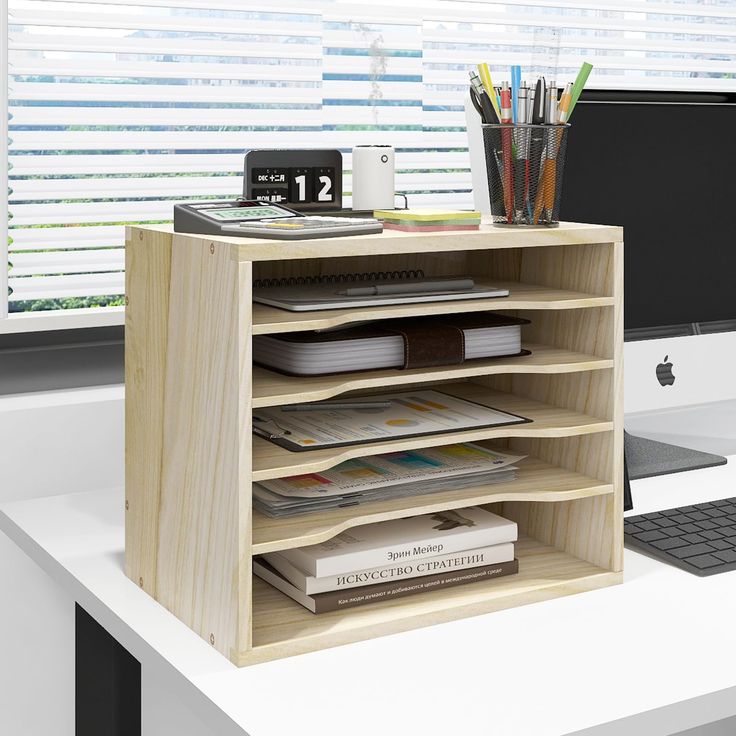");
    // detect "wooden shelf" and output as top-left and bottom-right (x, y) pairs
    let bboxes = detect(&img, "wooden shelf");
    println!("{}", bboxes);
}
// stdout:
(252, 281), (614, 335)
(248, 535), (620, 662)
(252, 343), (613, 408)
(152, 221), (623, 262)
(252, 384), (612, 481)
(125, 224), (623, 666)
(252, 456), (613, 554)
